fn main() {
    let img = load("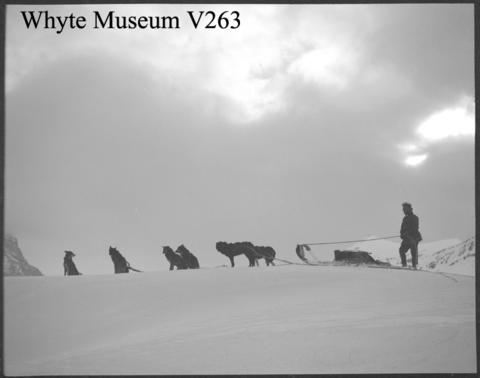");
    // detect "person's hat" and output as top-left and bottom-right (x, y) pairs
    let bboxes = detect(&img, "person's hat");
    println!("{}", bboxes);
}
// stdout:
(402, 202), (412, 208)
